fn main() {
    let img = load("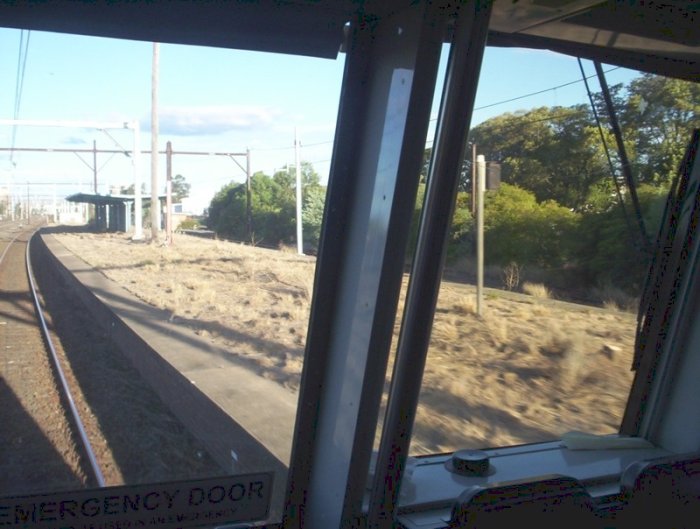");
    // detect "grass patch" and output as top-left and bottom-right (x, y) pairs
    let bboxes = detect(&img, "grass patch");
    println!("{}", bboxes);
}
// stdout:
(522, 282), (550, 299)
(55, 231), (639, 454)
